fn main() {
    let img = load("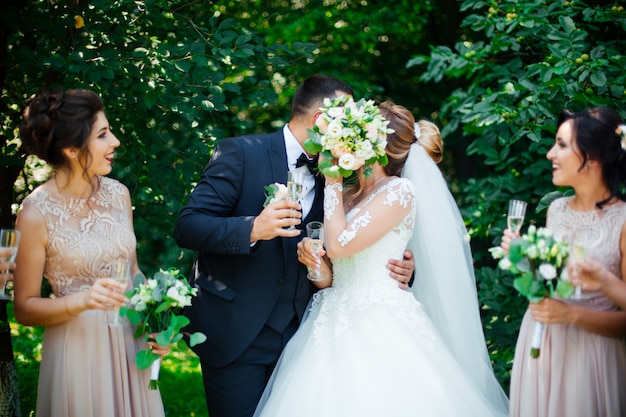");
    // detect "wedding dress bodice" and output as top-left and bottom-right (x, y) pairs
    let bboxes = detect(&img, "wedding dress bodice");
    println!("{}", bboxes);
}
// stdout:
(548, 197), (626, 310)
(311, 178), (435, 356)
(22, 176), (136, 297)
